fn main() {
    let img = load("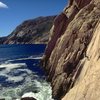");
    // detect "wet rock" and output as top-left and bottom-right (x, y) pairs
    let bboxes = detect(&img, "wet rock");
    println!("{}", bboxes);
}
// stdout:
(21, 97), (36, 100)
(0, 99), (5, 100)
